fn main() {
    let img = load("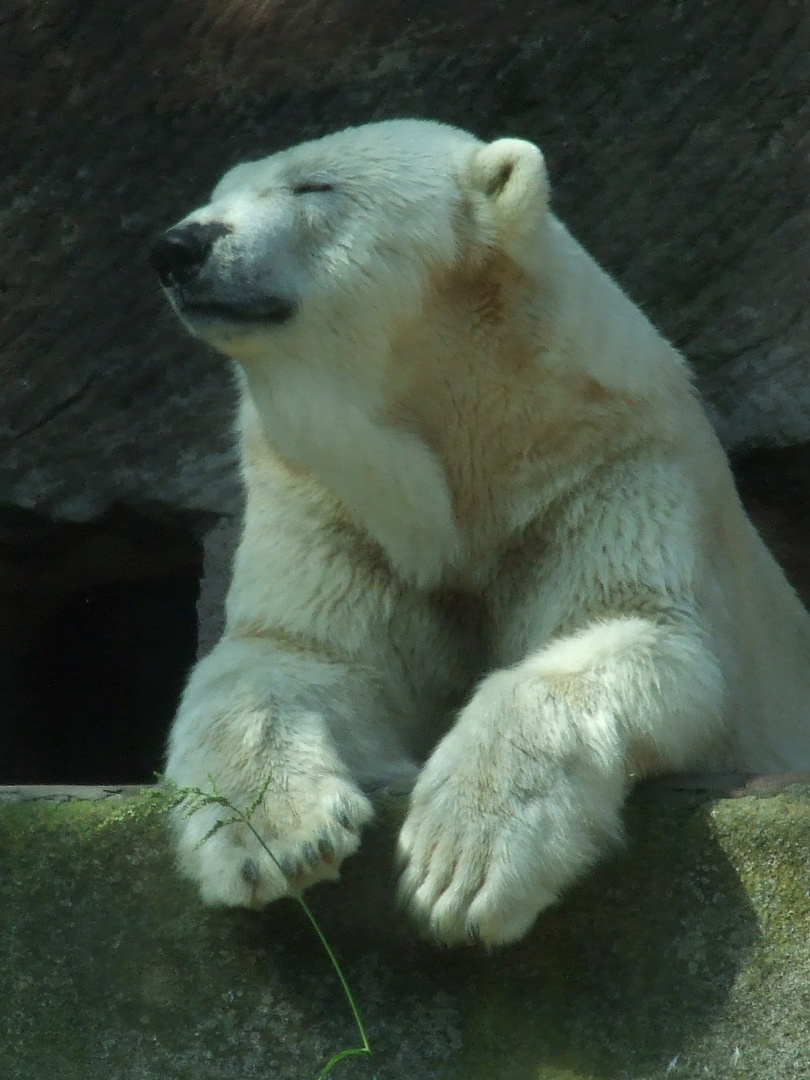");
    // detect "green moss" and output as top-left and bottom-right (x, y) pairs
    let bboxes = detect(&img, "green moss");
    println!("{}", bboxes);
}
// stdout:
(709, 796), (810, 926)
(3, 785), (810, 1079)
